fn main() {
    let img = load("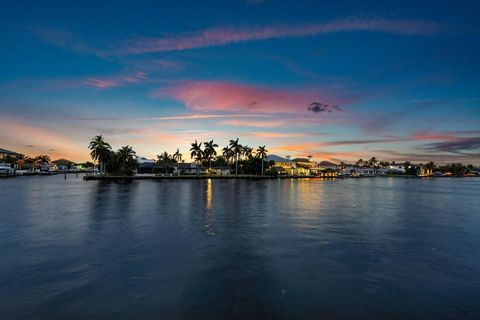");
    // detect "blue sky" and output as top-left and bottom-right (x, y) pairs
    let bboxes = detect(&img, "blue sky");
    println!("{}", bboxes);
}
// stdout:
(1, 0), (479, 163)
